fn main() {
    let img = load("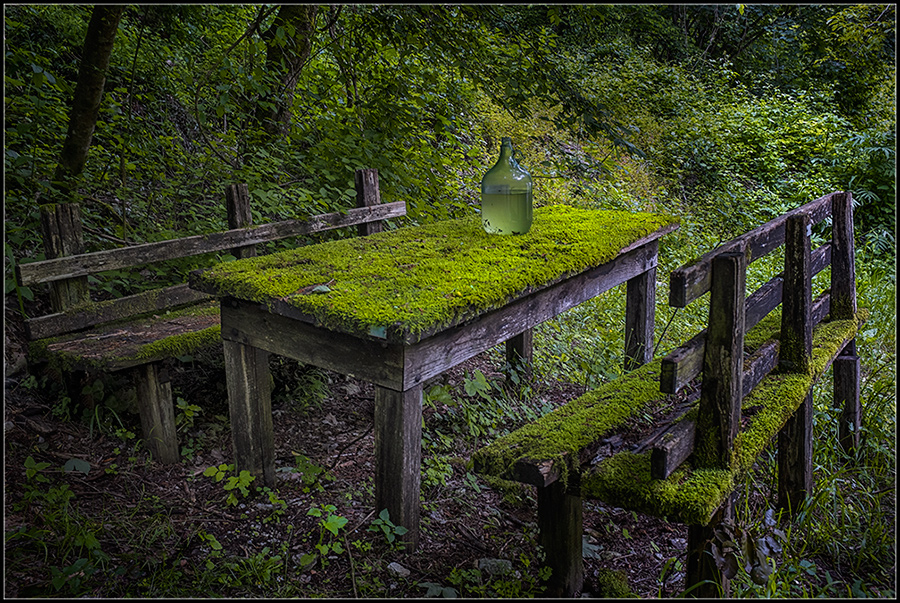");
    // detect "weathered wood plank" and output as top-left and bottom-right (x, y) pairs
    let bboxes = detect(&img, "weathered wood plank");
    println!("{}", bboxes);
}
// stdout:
(669, 192), (834, 307)
(660, 243), (831, 394)
(17, 201), (407, 286)
(778, 214), (813, 513)
(219, 298), (406, 390)
(694, 251), (745, 470)
(402, 241), (660, 388)
(374, 384), (423, 552)
(25, 283), (212, 340)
